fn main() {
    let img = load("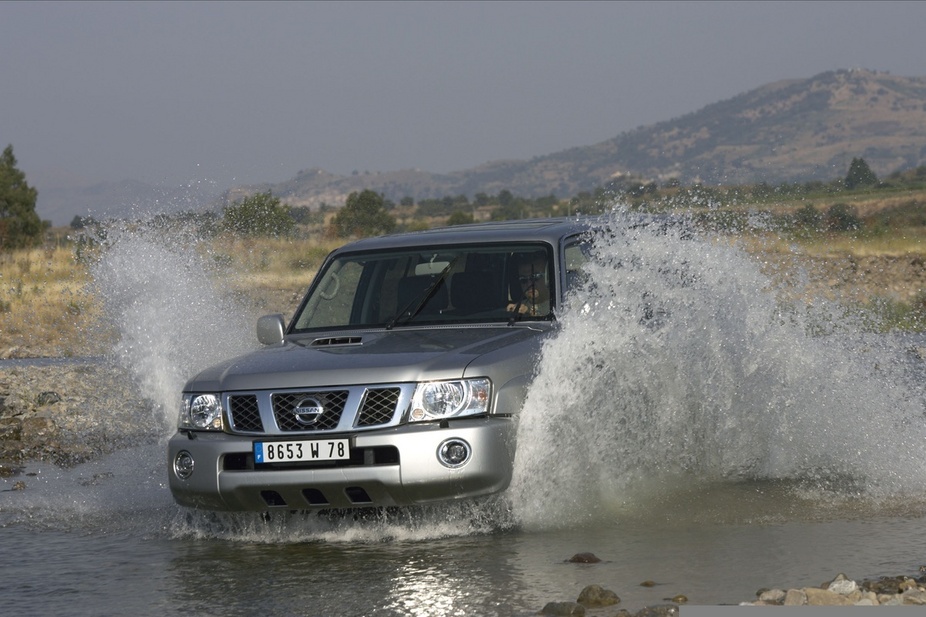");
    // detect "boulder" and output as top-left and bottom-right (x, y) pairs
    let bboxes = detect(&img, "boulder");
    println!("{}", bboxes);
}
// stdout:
(539, 601), (585, 616)
(566, 552), (601, 563)
(576, 584), (620, 607)
(804, 588), (853, 606)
